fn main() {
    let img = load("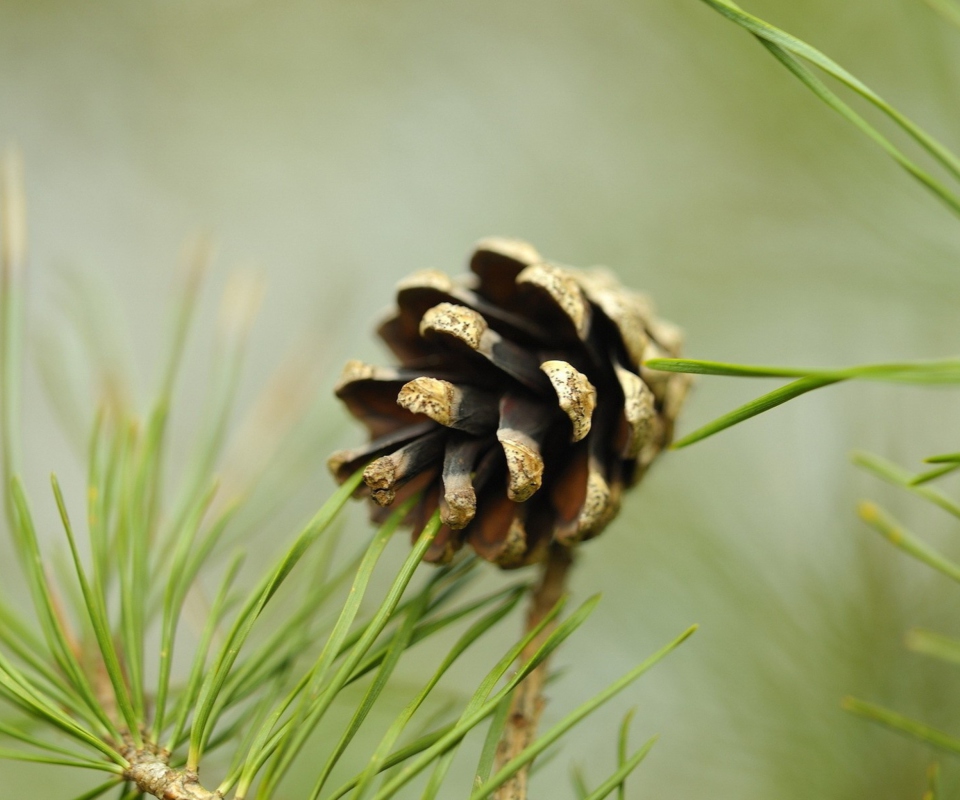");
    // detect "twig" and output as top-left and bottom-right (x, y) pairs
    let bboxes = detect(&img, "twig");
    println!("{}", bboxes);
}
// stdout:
(123, 743), (222, 800)
(493, 544), (573, 799)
